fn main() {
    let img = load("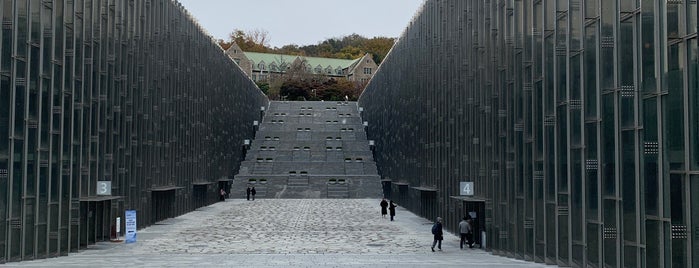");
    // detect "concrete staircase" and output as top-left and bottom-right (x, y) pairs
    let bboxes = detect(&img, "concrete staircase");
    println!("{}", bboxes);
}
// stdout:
(232, 101), (382, 199)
